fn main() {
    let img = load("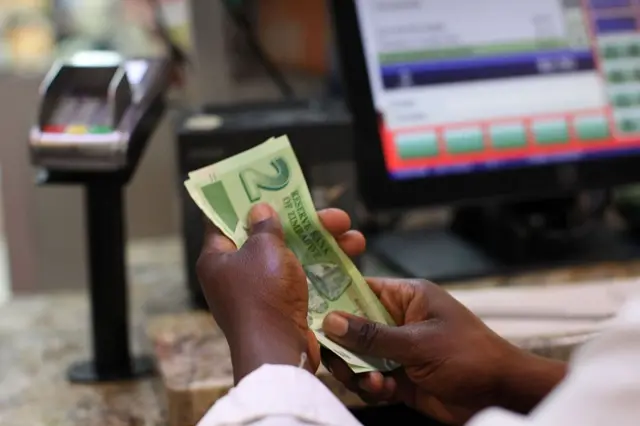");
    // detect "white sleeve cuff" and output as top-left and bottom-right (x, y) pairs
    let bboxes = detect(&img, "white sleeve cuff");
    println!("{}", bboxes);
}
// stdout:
(197, 364), (362, 426)
(468, 407), (528, 426)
